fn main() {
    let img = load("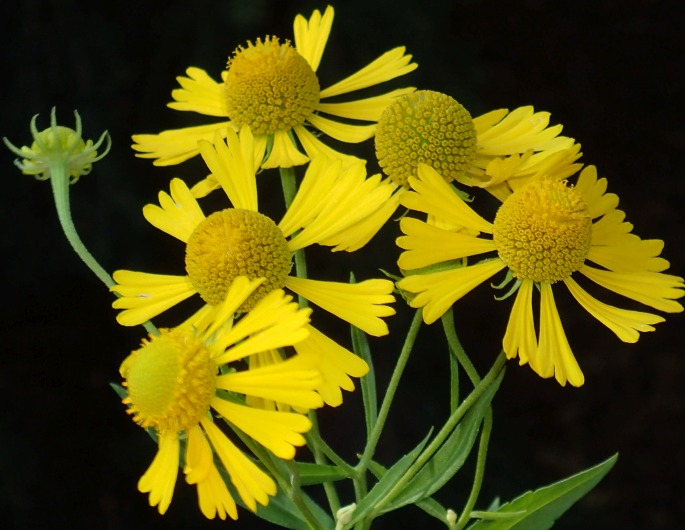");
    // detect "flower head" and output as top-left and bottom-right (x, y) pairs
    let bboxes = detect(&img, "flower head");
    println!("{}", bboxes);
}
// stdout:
(3, 107), (110, 183)
(113, 126), (395, 405)
(375, 90), (582, 201)
(121, 276), (323, 519)
(397, 163), (684, 386)
(132, 6), (417, 169)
